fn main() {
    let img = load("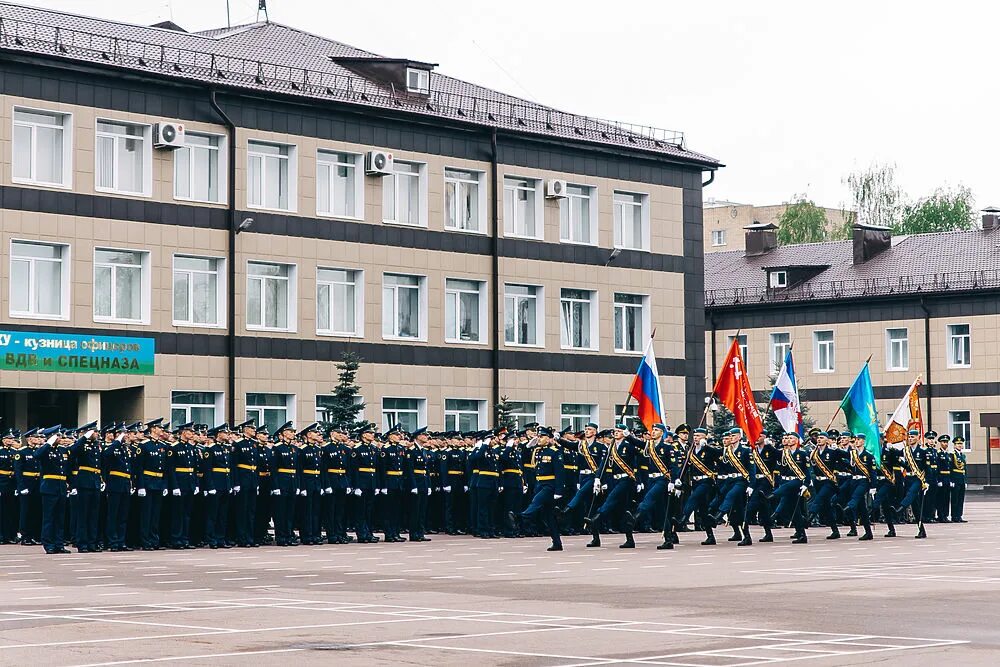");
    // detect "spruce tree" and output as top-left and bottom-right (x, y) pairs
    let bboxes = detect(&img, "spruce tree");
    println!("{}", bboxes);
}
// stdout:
(494, 395), (515, 430)
(710, 404), (735, 441)
(322, 352), (367, 431)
